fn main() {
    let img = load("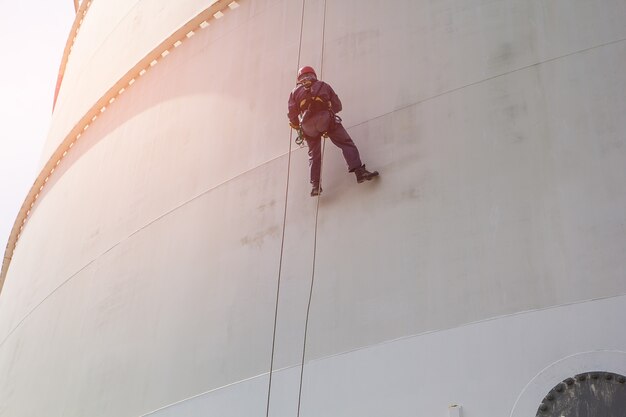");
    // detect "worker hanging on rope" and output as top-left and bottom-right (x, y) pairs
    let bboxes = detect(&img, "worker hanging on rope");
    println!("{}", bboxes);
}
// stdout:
(288, 66), (379, 197)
